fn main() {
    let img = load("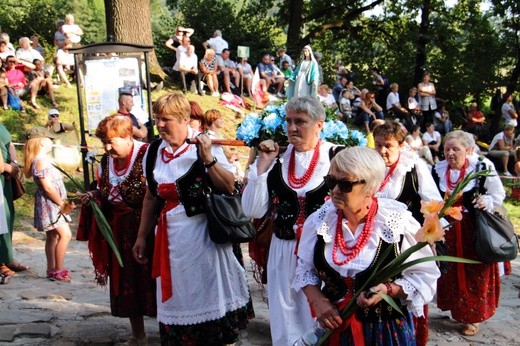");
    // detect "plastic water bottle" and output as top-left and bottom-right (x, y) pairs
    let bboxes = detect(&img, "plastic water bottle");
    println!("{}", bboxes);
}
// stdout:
(293, 322), (327, 346)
